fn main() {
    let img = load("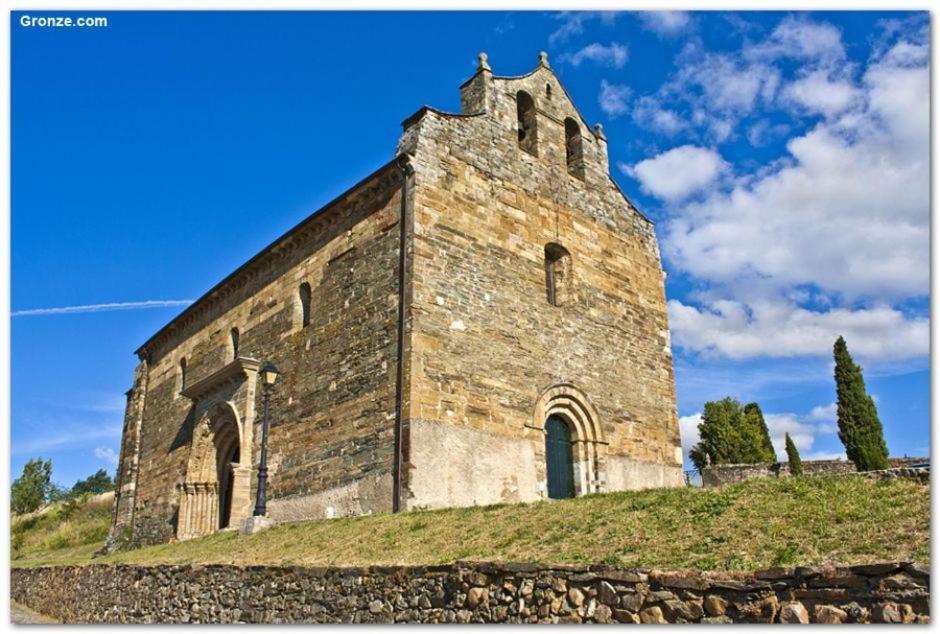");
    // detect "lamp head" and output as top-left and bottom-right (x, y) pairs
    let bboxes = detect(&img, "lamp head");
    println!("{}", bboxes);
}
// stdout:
(260, 362), (280, 387)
